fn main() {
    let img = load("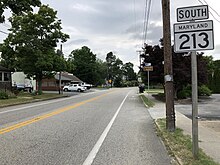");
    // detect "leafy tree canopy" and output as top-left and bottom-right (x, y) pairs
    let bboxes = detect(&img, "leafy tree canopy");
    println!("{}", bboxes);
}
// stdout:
(122, 62), (137, 81)
(68, 46), (98, 85)
(0, 5), (69, 91)
(0, 0), (41, 23)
